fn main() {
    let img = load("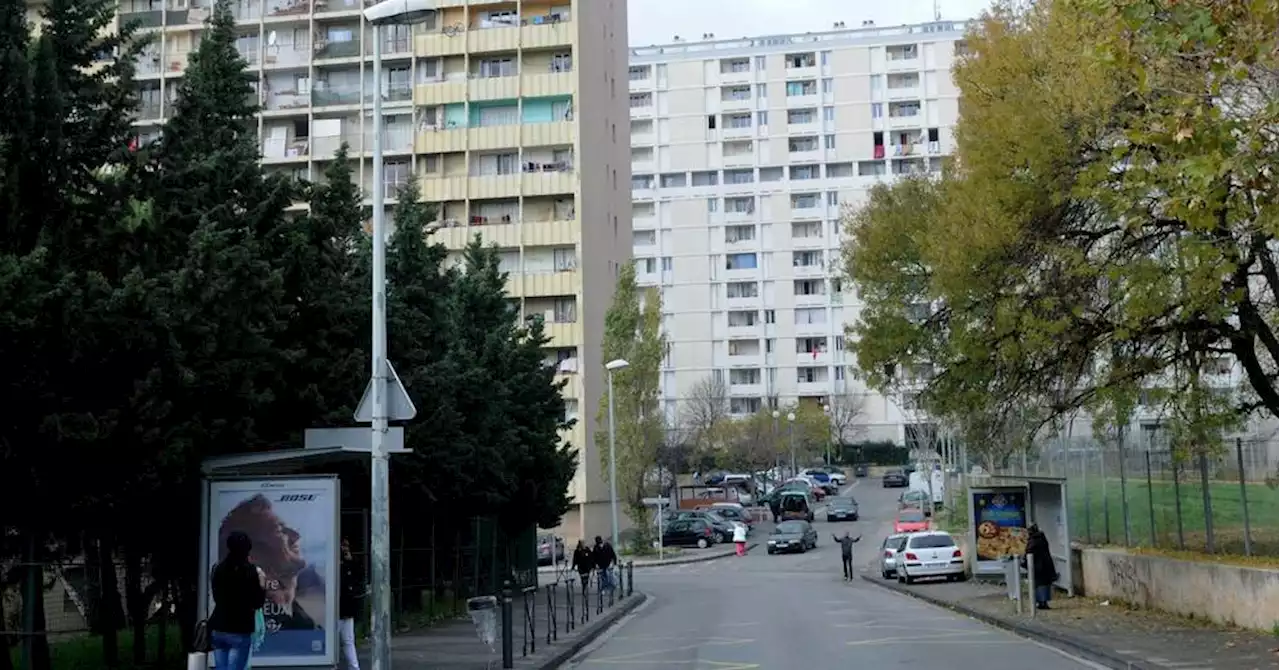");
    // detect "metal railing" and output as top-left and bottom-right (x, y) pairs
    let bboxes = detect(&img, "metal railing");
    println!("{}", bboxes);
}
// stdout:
(496, 562), (634, 669)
